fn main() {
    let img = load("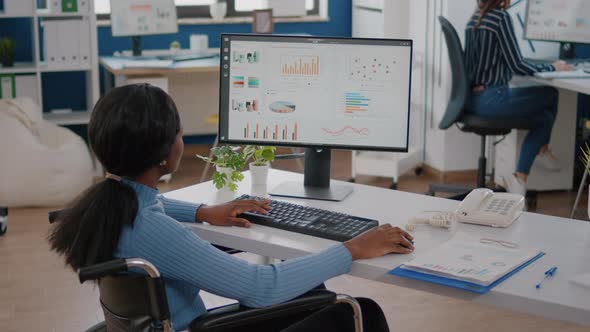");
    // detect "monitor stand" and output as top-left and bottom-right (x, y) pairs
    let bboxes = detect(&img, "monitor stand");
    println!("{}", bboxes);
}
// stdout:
(268, 148), (353, 201)
(132, 36), (143, 57)
(559, 42), (576, 61)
